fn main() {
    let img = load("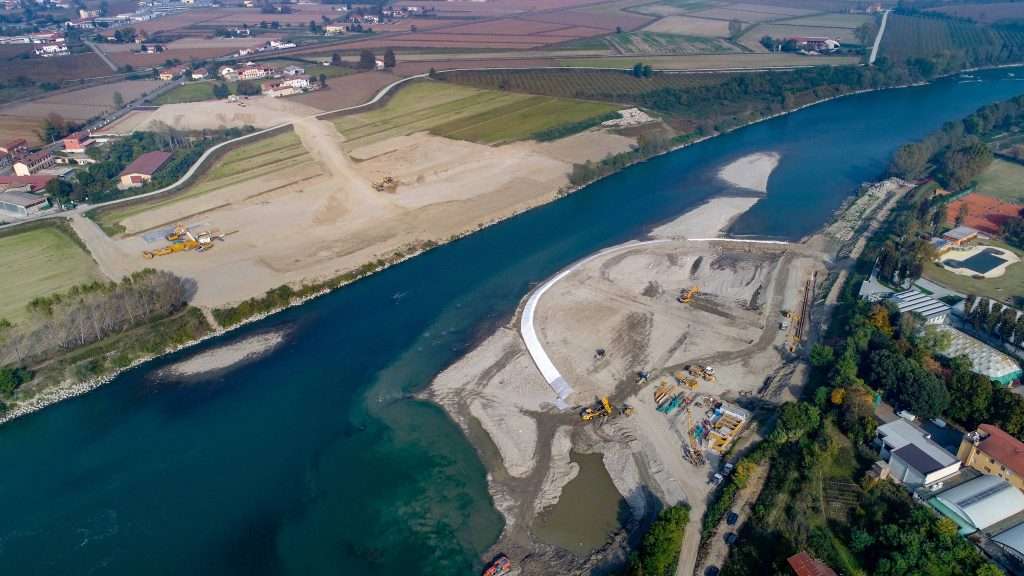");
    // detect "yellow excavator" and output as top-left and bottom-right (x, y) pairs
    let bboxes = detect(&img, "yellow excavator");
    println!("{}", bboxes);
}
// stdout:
(143, 229), (223, 259)
(165, 222), (188, 242)
(678, 286), (699, 304)
(581, 397), (613, 422)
